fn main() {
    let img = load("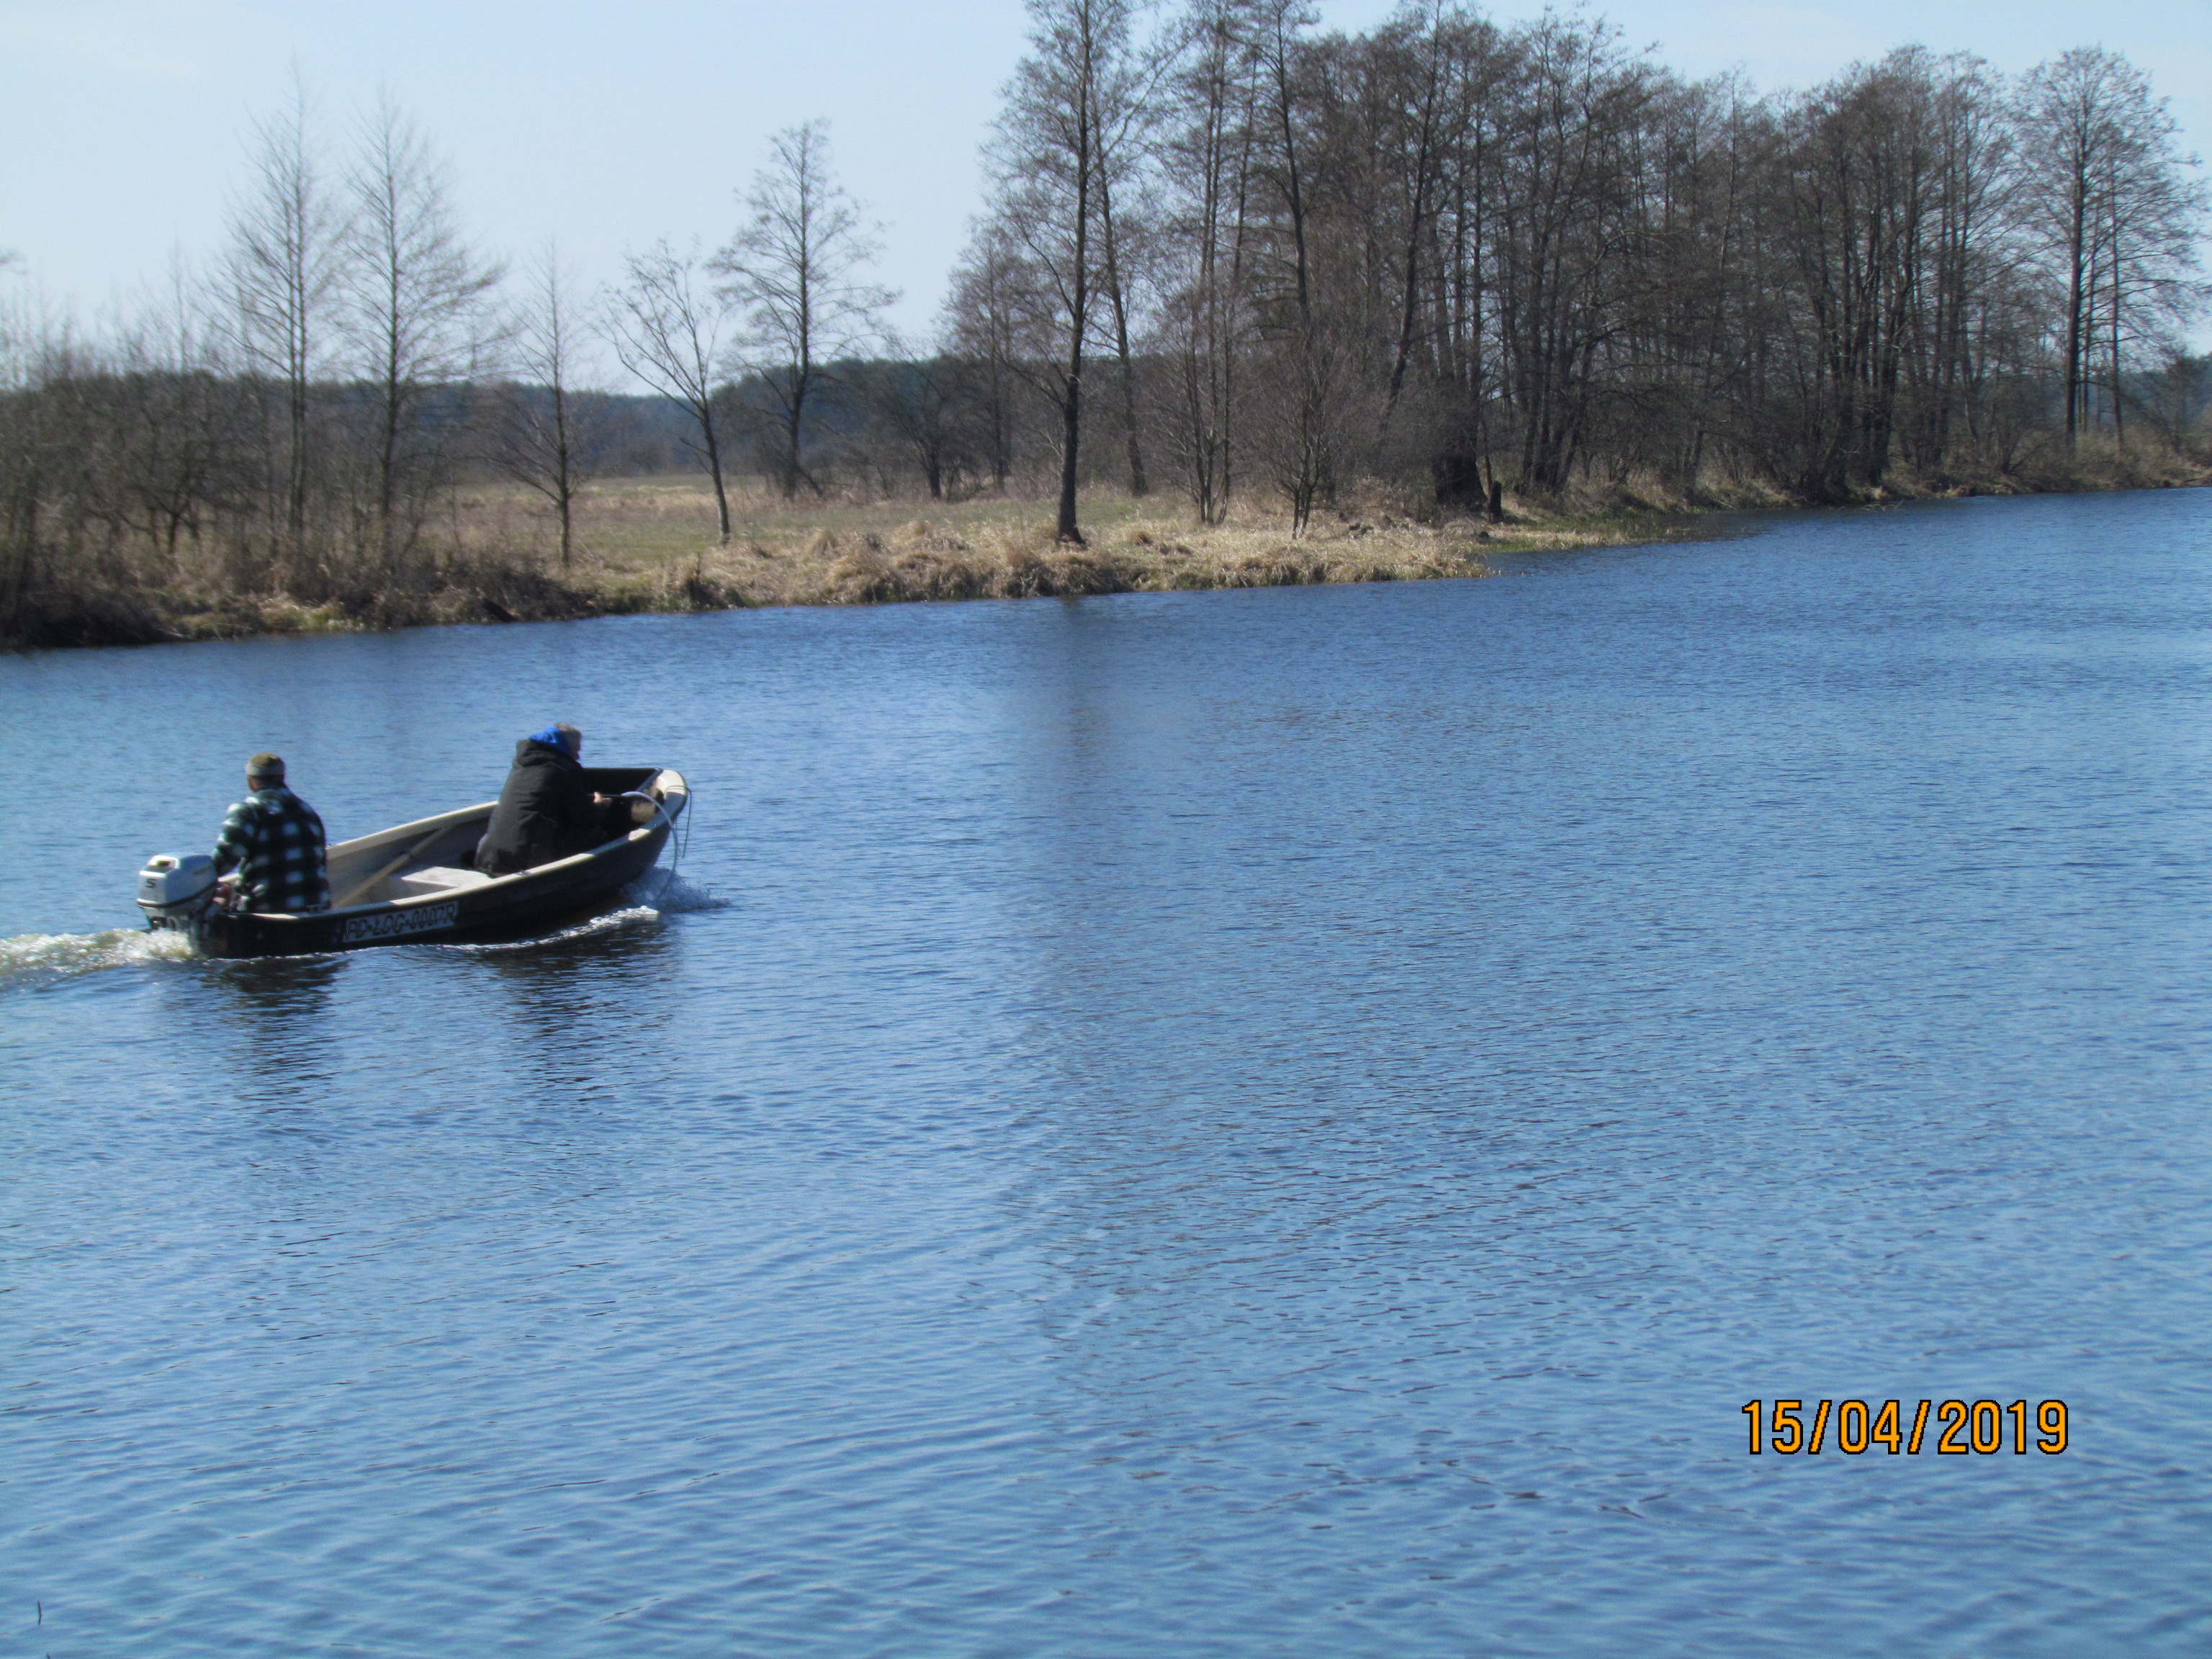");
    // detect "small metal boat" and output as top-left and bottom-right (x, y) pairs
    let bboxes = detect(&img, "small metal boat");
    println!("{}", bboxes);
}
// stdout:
(135, 766), (688, 958)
